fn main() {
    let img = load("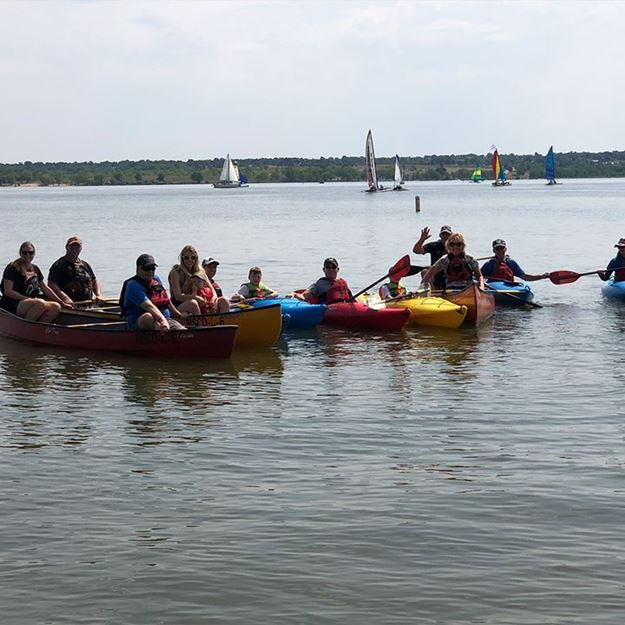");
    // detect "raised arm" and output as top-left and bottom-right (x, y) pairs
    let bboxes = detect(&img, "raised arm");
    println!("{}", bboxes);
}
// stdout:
(412, 227), (431, 254)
